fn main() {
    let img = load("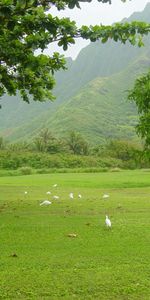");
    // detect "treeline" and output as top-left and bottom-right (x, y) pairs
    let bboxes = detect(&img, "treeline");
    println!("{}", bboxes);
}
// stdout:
(0, 130), (89, 155)
(0, 129), (149, 171)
